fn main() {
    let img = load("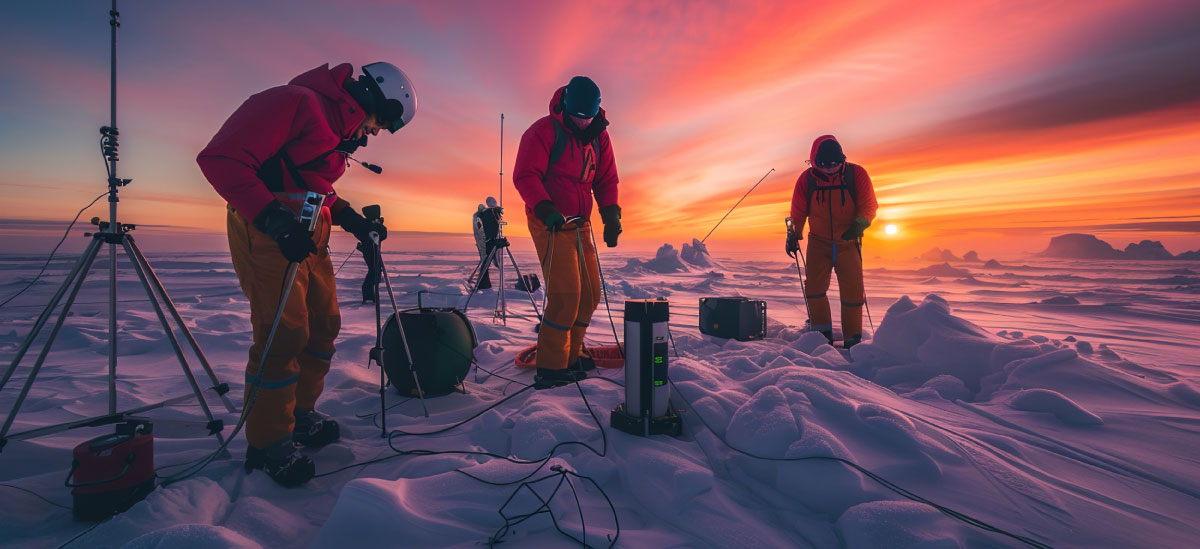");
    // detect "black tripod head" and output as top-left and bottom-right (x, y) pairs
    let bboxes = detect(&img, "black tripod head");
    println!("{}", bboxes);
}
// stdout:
(363, 204), (382, 222)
